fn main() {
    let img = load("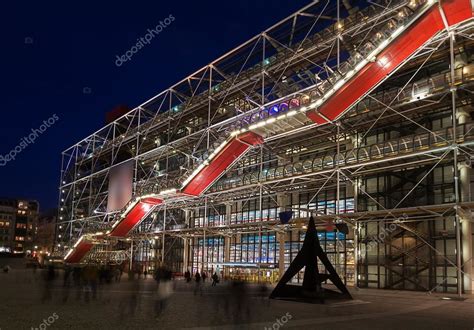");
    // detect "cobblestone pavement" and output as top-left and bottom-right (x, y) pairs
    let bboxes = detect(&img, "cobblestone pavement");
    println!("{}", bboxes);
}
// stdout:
(0, 268), (473, 330)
